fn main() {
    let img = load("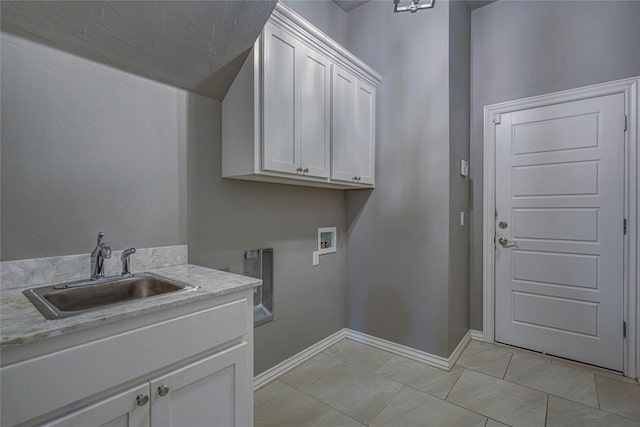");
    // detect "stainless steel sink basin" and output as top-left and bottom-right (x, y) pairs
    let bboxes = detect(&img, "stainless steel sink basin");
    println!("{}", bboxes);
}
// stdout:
(24, 273), (196, 320)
